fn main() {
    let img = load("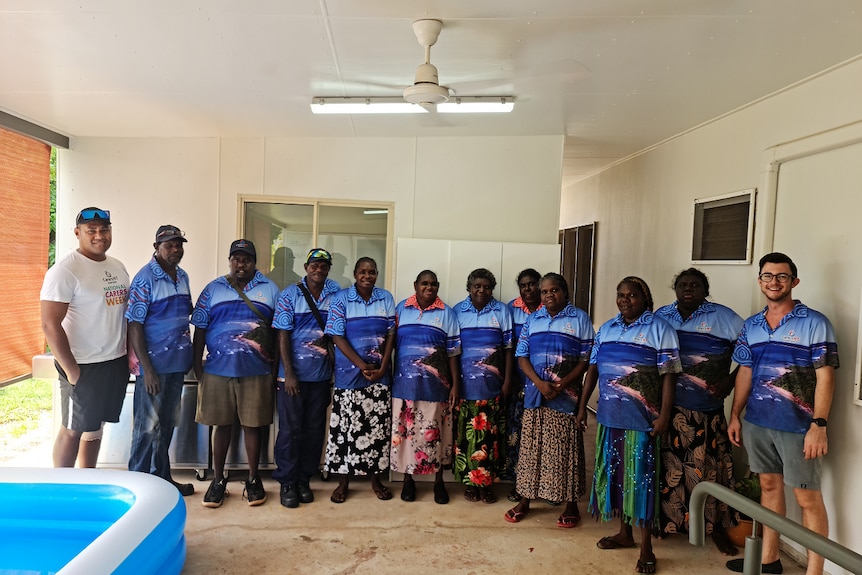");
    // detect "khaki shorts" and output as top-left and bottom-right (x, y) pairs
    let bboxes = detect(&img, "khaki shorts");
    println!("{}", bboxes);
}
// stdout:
(196, 373), (274, 427)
